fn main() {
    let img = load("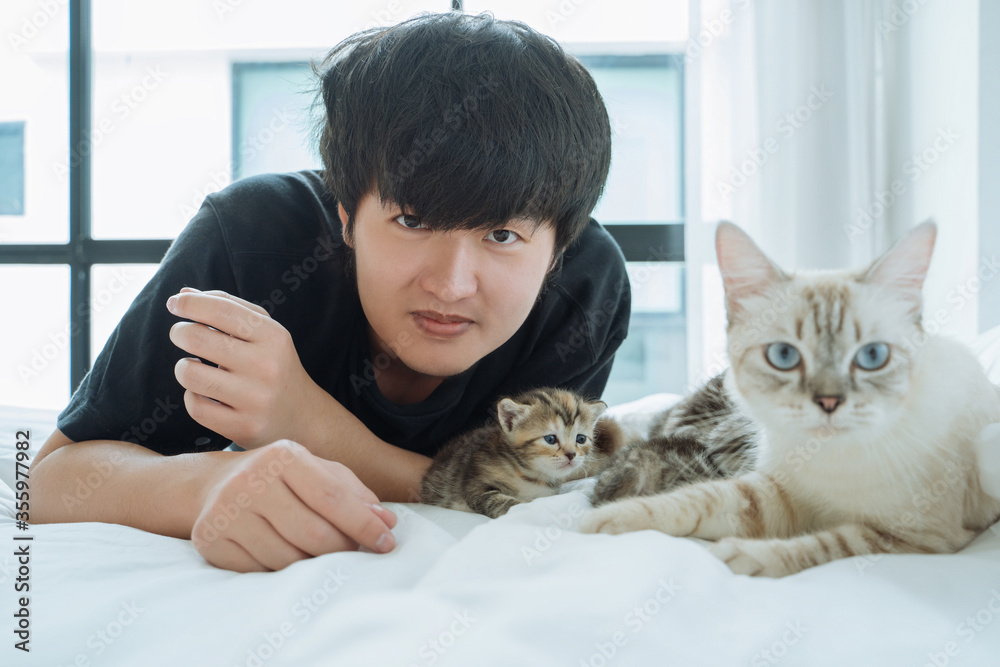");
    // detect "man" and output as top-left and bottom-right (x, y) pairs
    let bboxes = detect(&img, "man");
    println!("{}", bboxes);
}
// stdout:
(29, 12), (630, 573)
